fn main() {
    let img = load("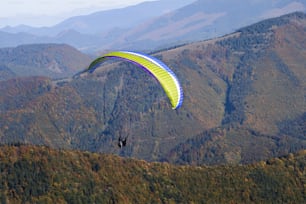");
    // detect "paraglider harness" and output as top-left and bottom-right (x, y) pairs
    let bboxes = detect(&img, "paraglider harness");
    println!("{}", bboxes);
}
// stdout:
(118, 135), (128, 148)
